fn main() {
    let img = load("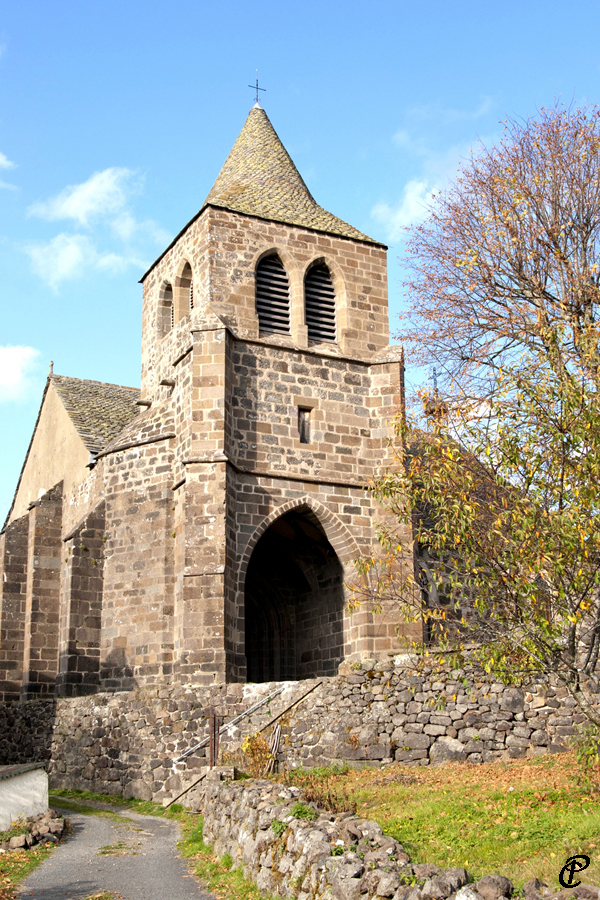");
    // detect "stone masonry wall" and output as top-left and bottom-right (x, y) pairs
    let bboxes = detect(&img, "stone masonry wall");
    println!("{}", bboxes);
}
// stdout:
(277, 658), (581, 767)
(57, 503), (105, 696)
(0, 514), (29, 701)
(0, 699), (55, 764)
(21, 483), (63, 699)
(0, 659), (586, 806)
(202, 776), (416, 900)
